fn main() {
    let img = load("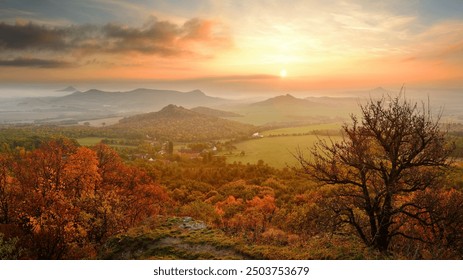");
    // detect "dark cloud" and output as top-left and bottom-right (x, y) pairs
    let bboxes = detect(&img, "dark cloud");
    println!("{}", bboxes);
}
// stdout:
(98, 17), (231, 55)
(100, 20), (181, 55)
(0, 57), (71, 68)
(0, 22), (67, 50)
(0, 17), (232, 60)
